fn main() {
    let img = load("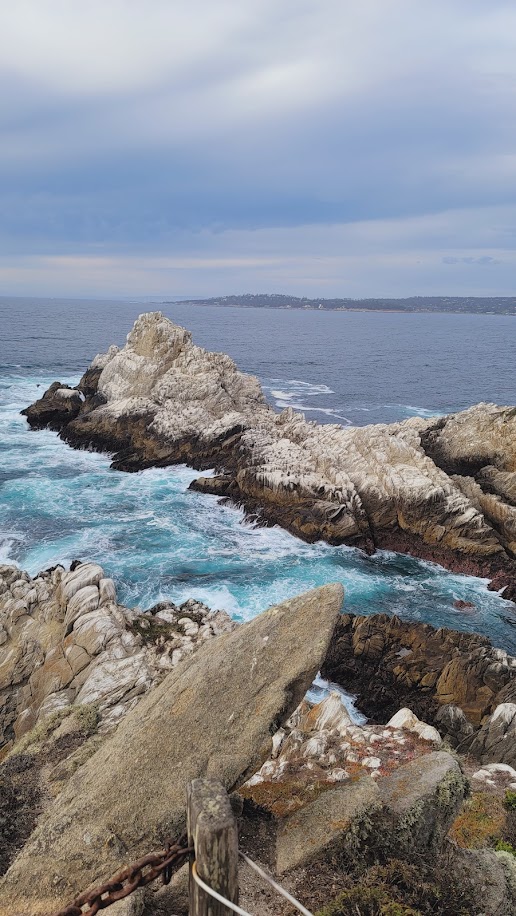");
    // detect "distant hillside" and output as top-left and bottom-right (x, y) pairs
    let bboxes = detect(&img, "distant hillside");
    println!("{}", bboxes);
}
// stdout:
(170, 293), (516, 315)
